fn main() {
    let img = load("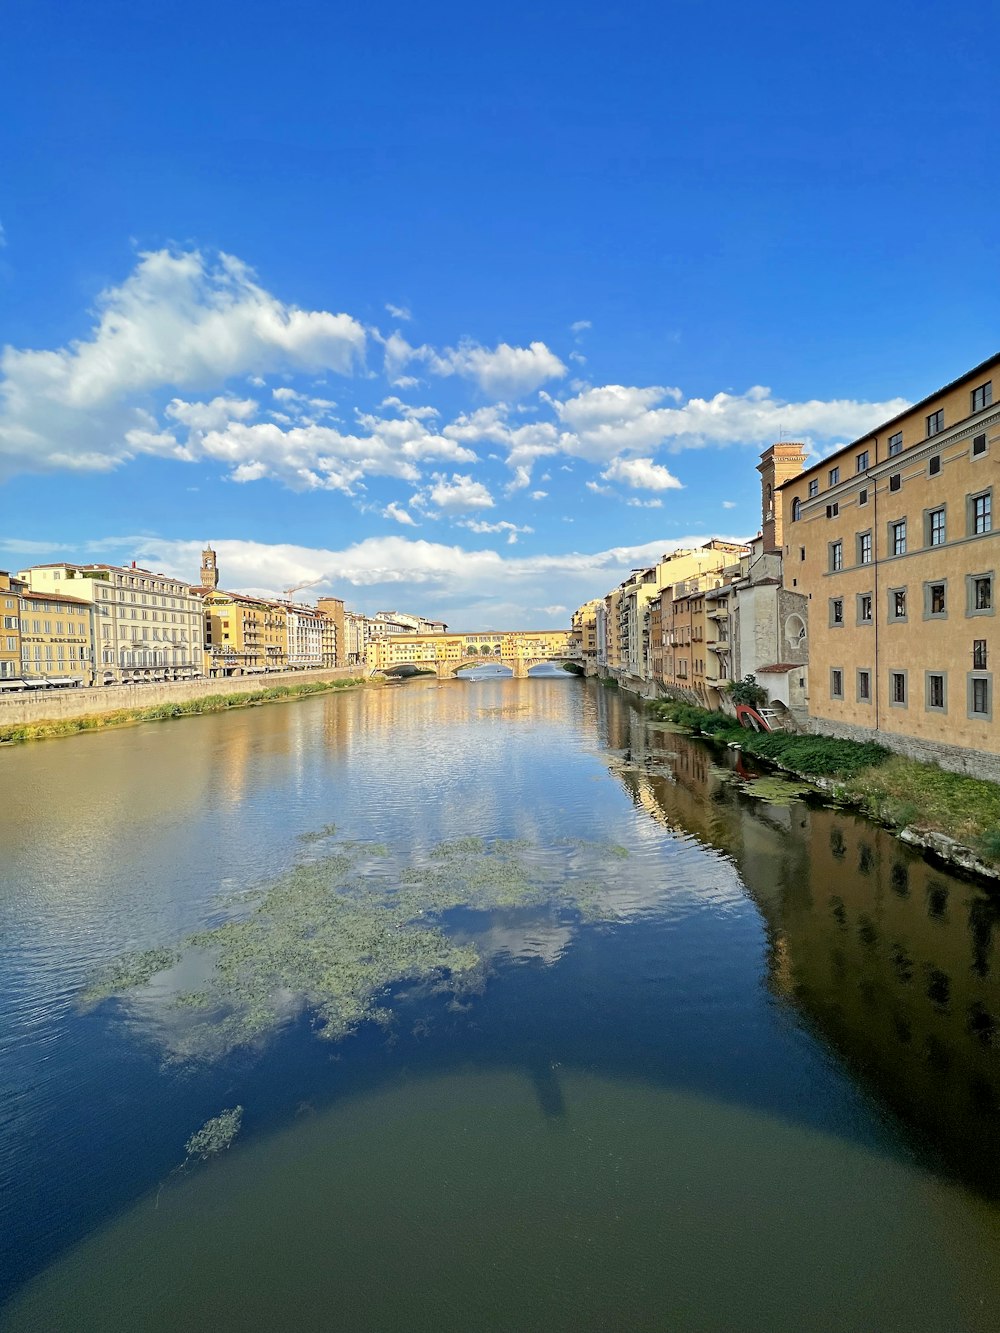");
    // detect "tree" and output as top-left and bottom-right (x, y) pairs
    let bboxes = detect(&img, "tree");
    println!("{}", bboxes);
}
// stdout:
(726, 674), (768, 708)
